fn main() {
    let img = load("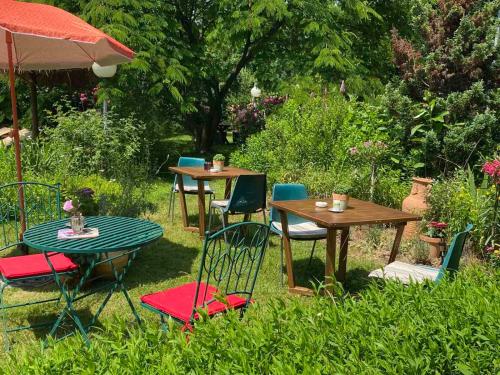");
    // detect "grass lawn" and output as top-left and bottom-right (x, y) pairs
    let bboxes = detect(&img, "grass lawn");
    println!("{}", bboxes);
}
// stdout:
(0, 135), (437, 352)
